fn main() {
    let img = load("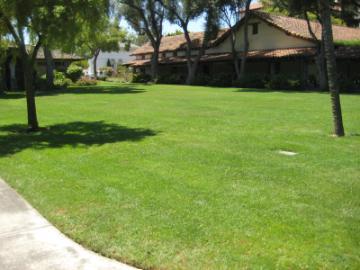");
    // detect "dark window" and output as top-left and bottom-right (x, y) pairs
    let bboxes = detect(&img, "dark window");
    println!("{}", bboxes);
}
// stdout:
(252, 23), (259, 35)
(141, 55), (145, 60)
(173, 51), (178, 57)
